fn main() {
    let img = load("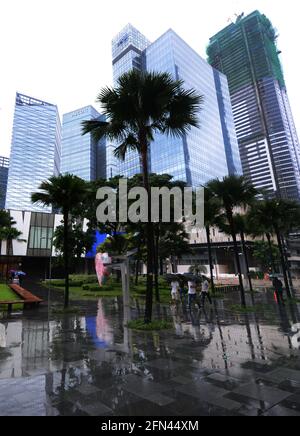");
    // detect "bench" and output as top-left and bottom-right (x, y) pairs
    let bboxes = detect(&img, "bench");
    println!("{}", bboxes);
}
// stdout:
(8, 284), (43, 309)
(0, 300), (25, 313)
